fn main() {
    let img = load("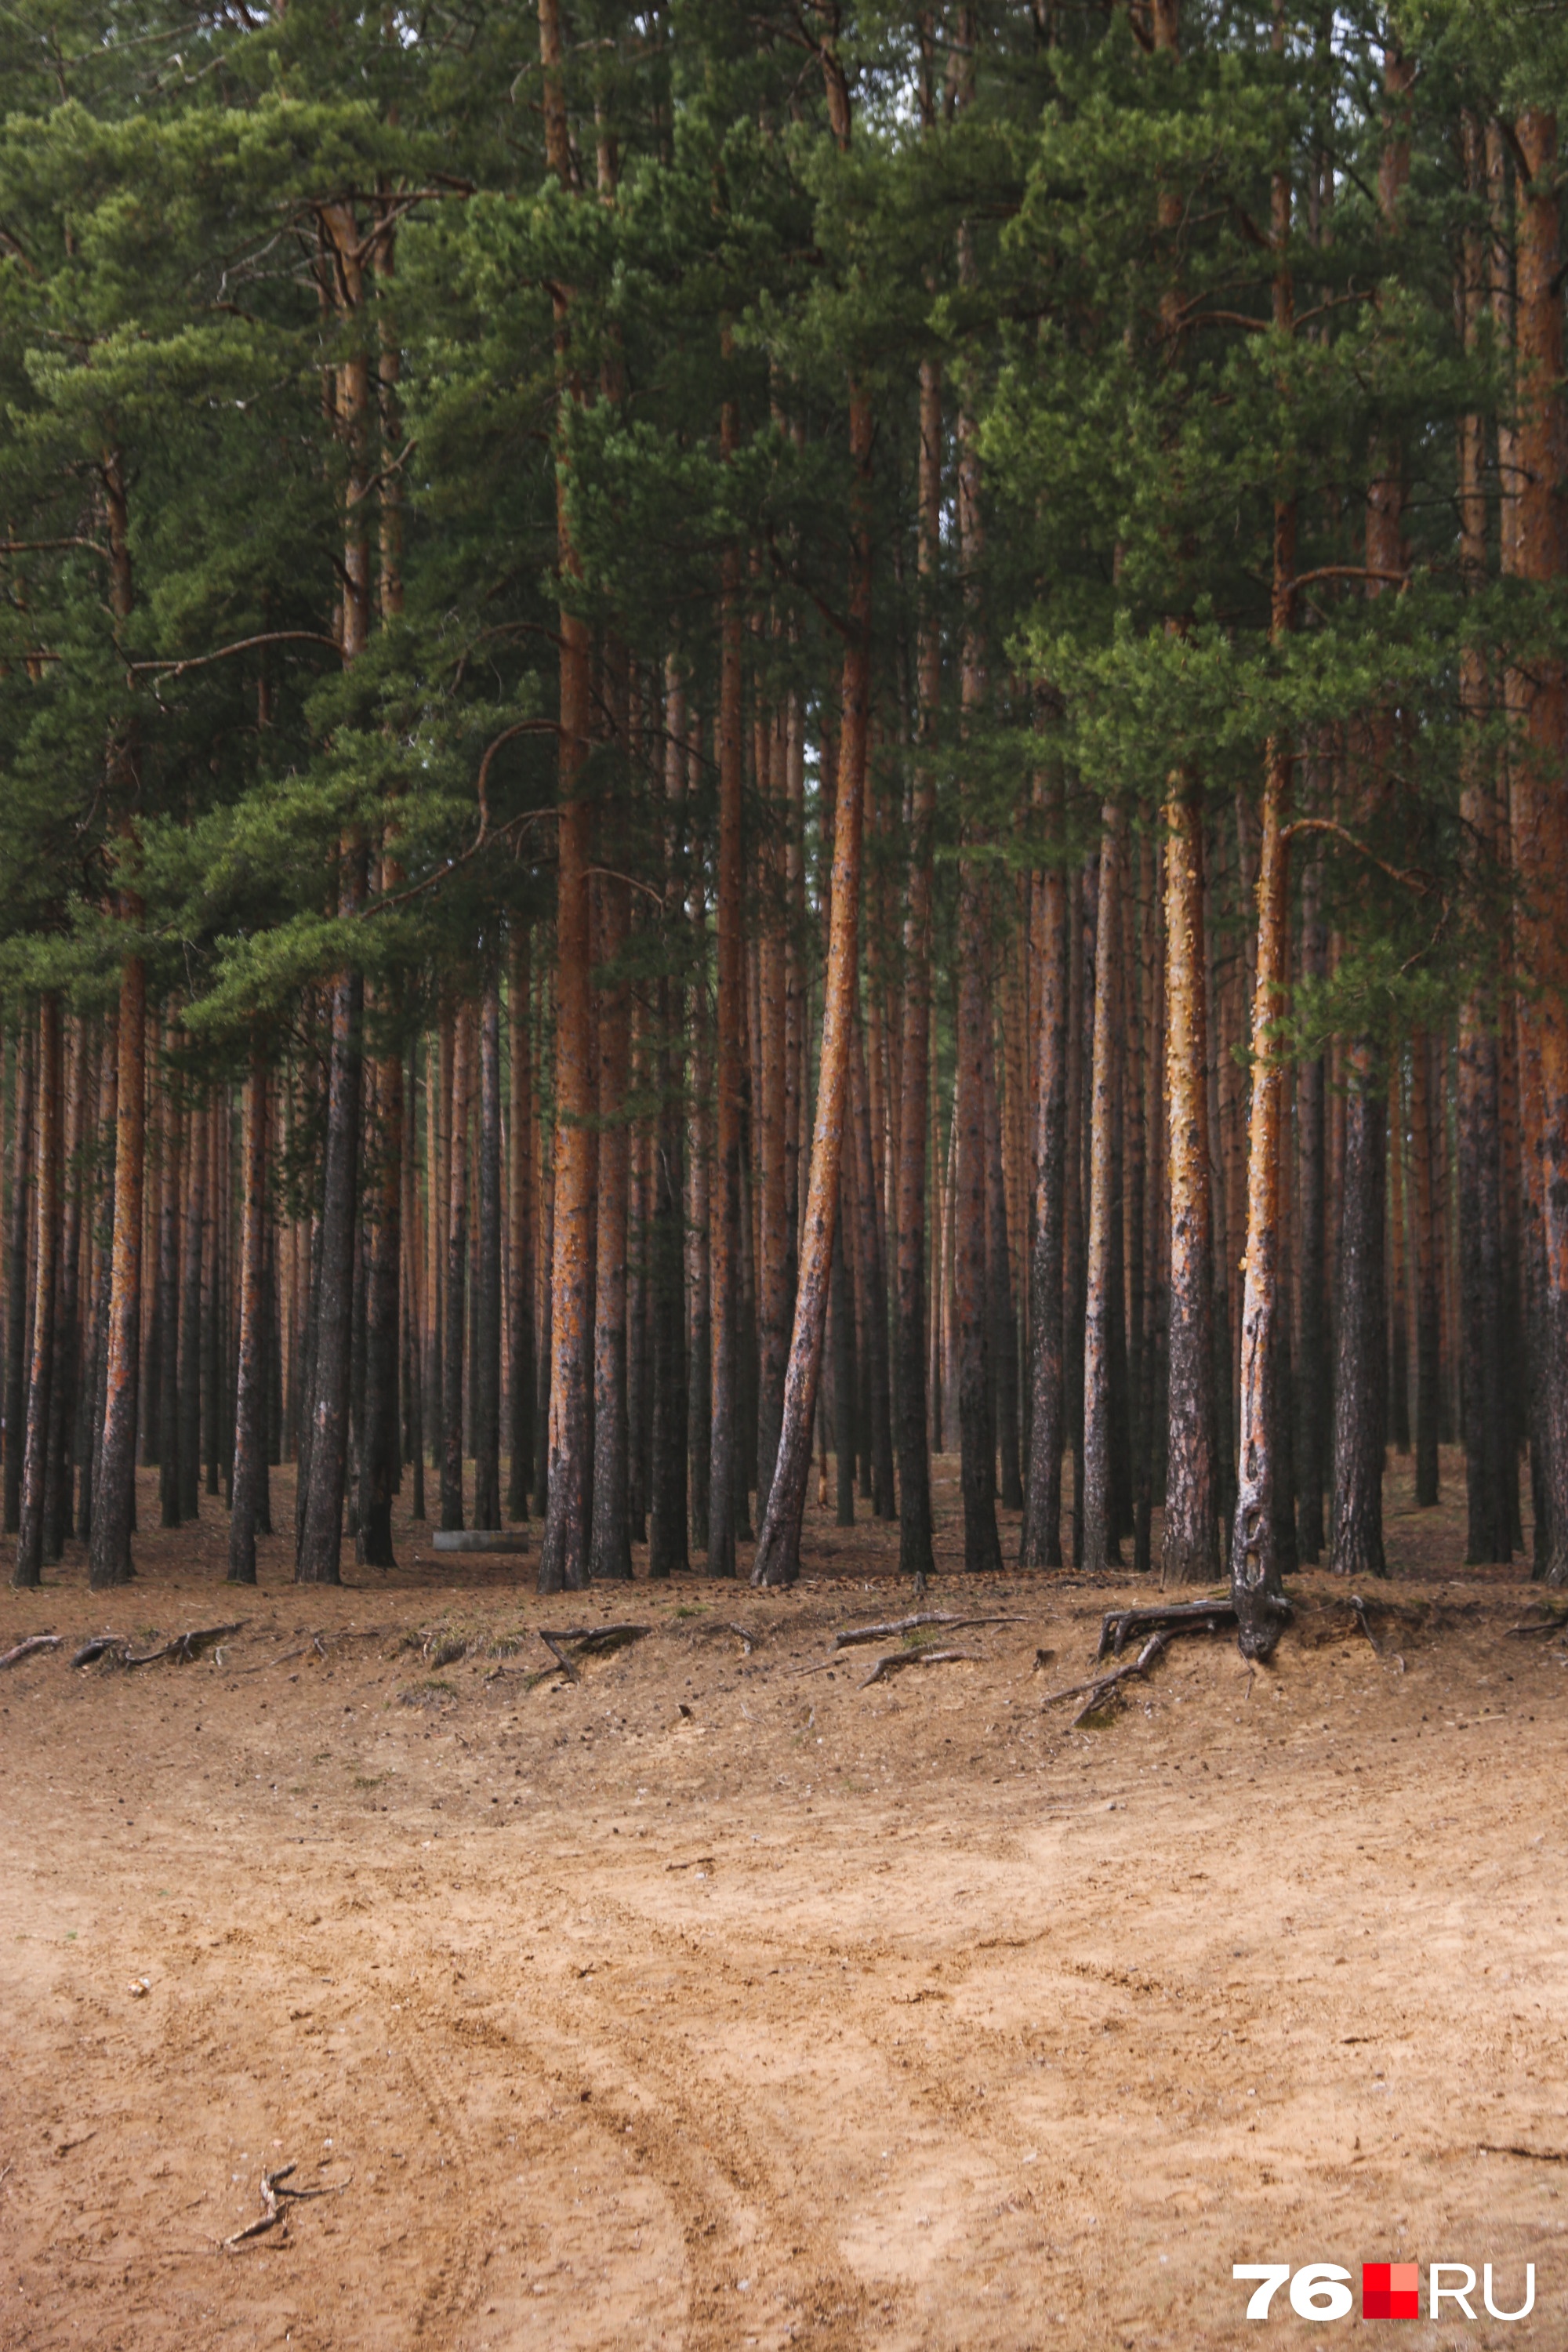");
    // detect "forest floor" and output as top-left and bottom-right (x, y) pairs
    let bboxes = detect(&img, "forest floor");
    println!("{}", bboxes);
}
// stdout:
(1, 1450), (1565, 2352)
